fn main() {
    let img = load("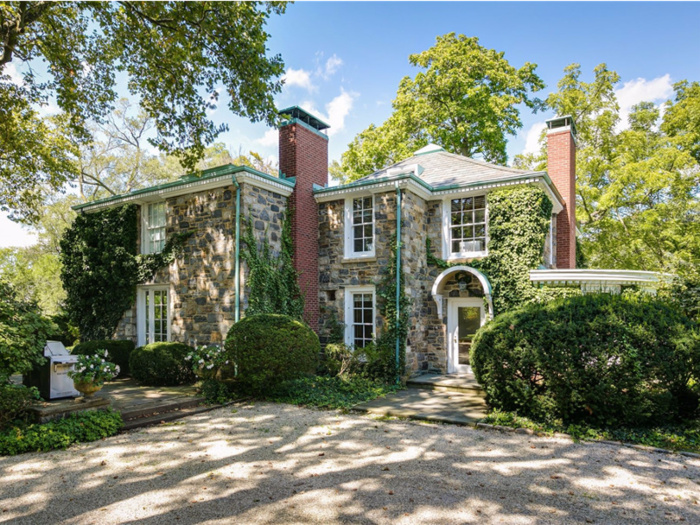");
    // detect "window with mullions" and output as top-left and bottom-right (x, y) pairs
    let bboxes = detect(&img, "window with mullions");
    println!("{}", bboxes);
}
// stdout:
(352, 196), (373, 254)
(144, 202), (166, 254)
(450, 195), (486, 255)
(344, 287), (375, 348)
